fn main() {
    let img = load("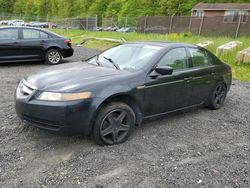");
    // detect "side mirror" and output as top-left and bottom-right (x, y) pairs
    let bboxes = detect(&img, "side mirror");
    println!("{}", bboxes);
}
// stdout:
(155, 65), (173, 75)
